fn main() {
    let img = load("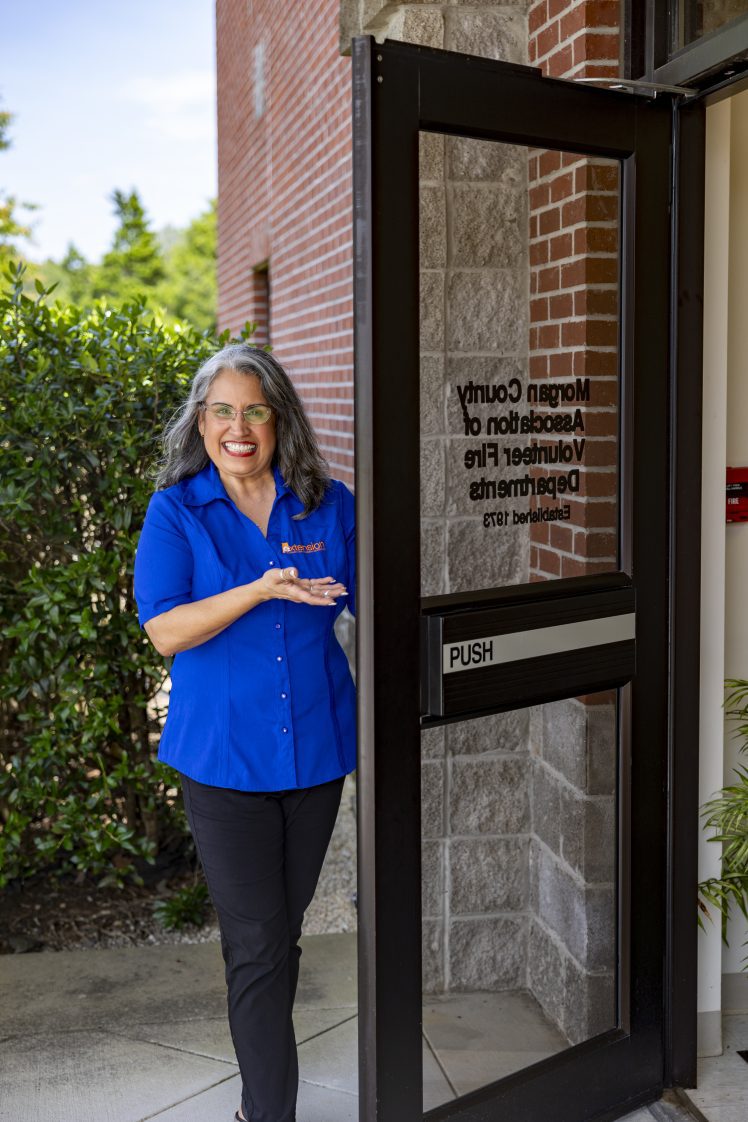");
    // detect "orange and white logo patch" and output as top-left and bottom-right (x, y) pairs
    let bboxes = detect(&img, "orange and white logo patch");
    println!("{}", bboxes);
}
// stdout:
(281, 540), (326, 554)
